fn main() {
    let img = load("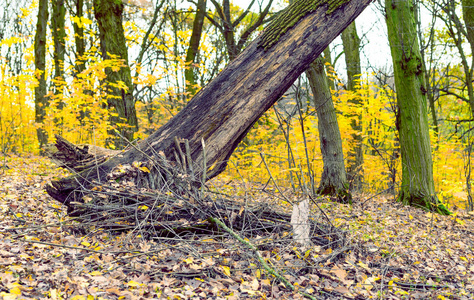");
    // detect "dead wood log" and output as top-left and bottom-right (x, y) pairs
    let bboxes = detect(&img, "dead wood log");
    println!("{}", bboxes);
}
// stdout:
(48, 134), (119, 172)
(46, 0), (372, 210)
